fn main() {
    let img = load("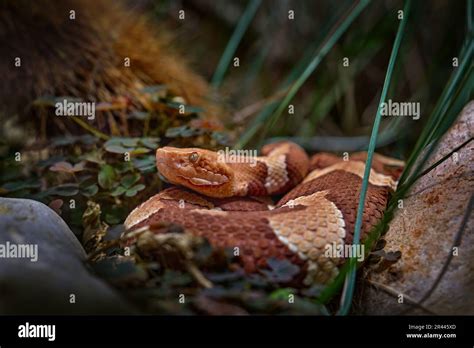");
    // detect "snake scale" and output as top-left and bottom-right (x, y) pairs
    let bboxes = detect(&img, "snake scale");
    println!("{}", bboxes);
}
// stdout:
(125, 142), (404, 285)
